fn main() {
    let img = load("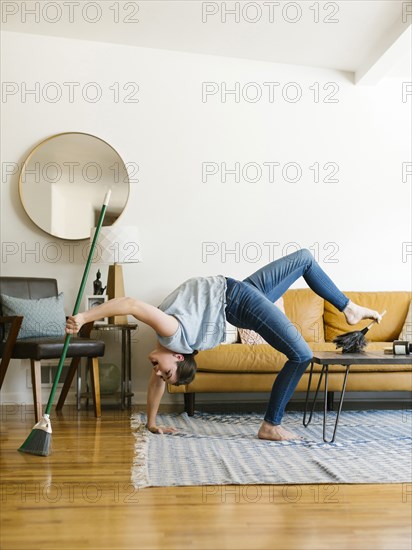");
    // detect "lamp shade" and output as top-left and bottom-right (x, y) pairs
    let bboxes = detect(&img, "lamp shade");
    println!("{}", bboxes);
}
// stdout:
(91, 225), (142, 264)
